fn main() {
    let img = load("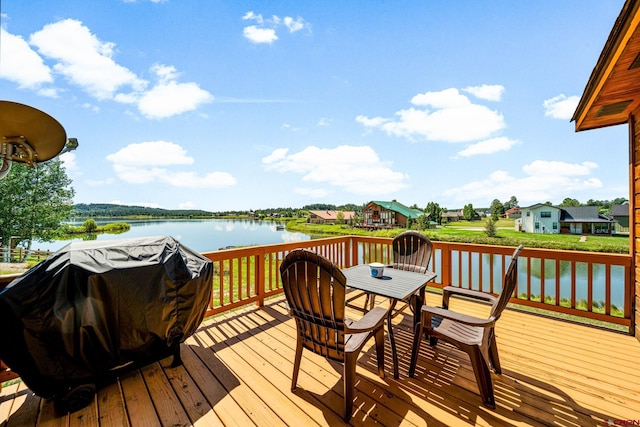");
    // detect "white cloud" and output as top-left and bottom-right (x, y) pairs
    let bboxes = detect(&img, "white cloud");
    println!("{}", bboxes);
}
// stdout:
(106, 141), (236, 188)
(243, 26), (278, 44)
(106, 141), (194, 166)
(284, 17), (306, 33)
(523, 160), (598, 176)
(463, 84), (505, 101)
(0, 28), (54, 91)
(242, 11), (264, 24)
(543, 94), (579, 120)
(179, 201), (197, 209)
(456, 137), (520, 157)
(442, 160), (602, 205)
(59, 152), (80, 175)
(1, 20), (212, 119)
(137, 79), (213, 119)
(241, 11), (309, 44)
(357, 87), (505, 142)
(262, 148), (288, 164)
(262, 145), (409, 196)
(29, 19), (146, 100)
(355, 115), (388, 128)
